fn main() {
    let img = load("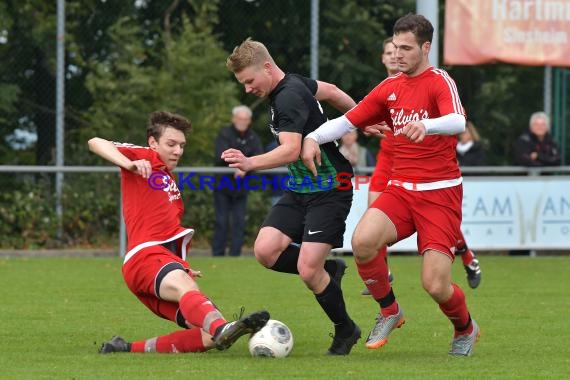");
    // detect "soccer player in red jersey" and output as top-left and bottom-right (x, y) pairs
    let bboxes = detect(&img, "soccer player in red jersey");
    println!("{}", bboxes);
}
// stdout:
(89, 111), (269, 354)
(302, 14), (480, 356)
(361, 37), (482, 296)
